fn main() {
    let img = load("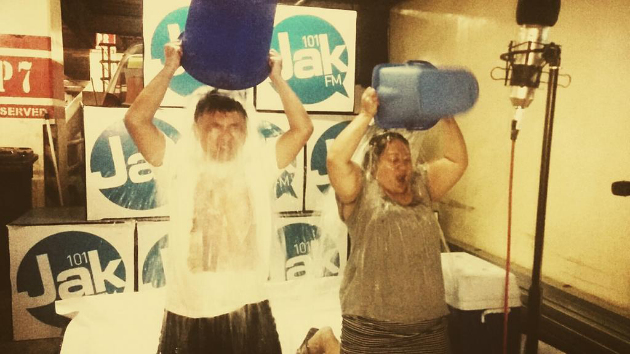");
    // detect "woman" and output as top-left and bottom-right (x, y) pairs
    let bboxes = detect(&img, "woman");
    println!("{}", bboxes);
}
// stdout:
(298, 86), (467, 354)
